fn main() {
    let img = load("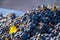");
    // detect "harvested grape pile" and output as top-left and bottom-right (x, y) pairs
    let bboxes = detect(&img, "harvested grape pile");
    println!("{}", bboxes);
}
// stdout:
(0, 5), (60, 40)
